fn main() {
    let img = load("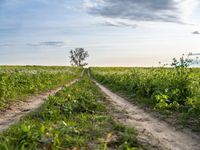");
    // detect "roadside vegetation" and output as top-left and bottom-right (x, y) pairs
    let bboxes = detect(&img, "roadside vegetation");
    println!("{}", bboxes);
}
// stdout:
(0, 66), (81, 109)
(90, 59), (200, 131)
(0, 74), (141, 150)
